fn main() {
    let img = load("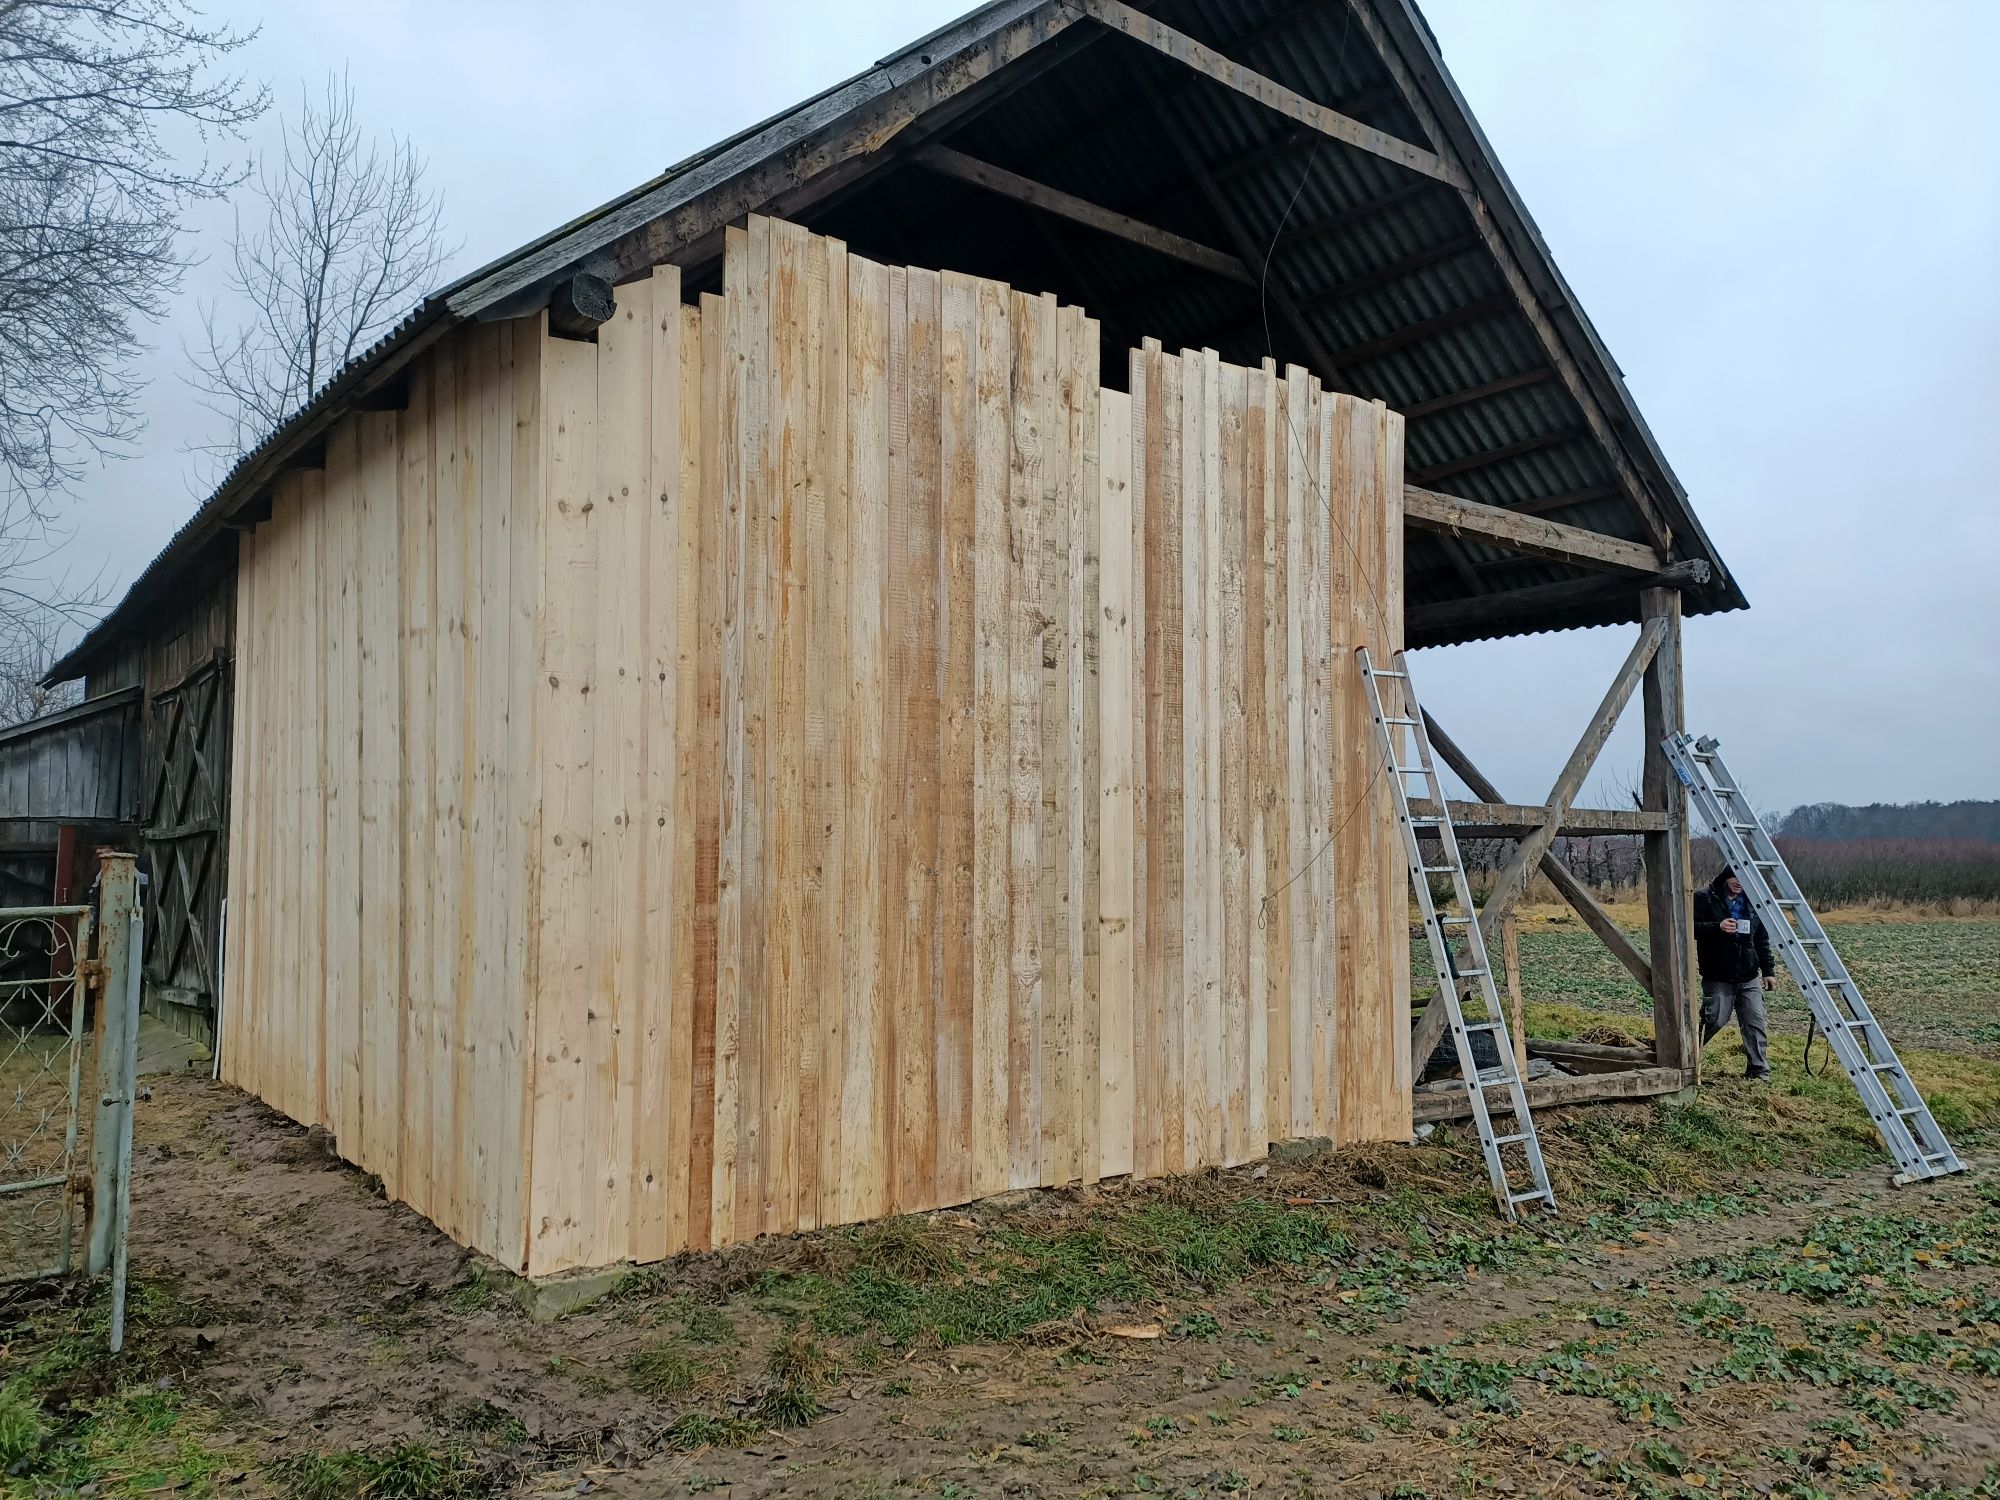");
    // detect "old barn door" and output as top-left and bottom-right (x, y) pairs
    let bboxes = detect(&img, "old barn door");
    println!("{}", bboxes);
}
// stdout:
(142, 652), (231, 1030)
